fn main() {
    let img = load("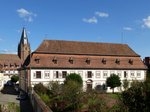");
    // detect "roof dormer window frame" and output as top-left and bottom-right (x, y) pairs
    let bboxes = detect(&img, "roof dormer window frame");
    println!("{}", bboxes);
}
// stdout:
(86, 58), (90, 64)
(102, 58), (106, 64)
(129, 59), (133, 65)
(115, 59), (120, 64)
(35, 56), (40, 64)
(52, 57), (57, 64)
(69, 57), (73, 64)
